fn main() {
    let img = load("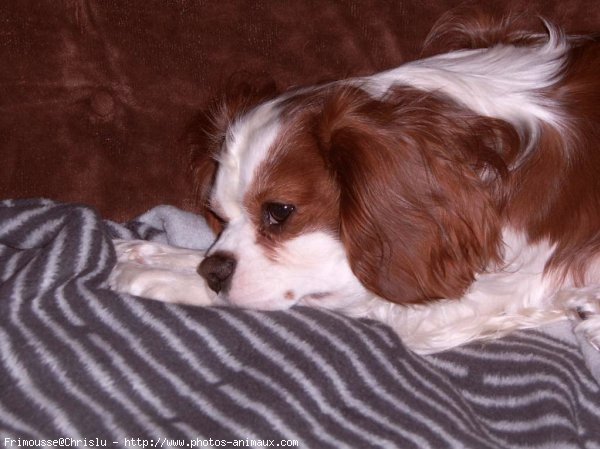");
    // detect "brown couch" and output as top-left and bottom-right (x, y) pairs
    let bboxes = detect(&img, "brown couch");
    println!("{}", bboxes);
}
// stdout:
(2, 0), (599, 221)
